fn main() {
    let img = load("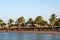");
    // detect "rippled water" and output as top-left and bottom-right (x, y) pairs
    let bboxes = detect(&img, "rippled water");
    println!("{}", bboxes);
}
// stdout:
(0, 32), (60, 40)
